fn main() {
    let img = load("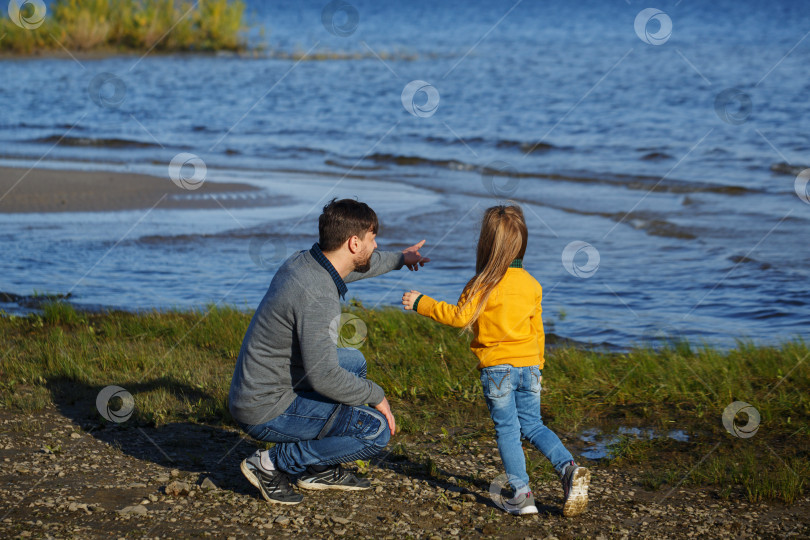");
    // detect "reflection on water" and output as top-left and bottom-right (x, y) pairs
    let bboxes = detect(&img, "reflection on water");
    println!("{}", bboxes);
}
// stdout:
(578, 427), (691, 460)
